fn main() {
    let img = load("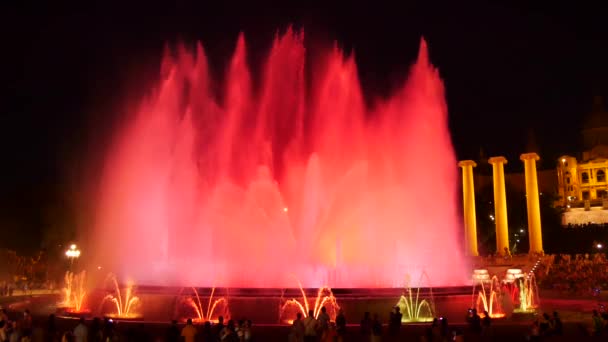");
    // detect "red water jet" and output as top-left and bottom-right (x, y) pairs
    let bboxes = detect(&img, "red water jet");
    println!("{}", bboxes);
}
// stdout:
(91, 29), (468, 288)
